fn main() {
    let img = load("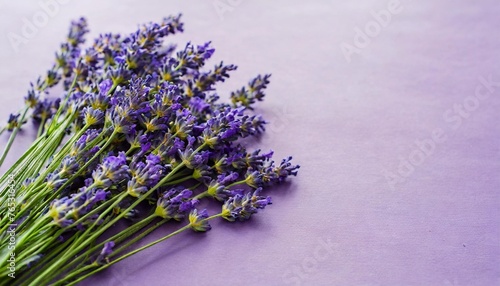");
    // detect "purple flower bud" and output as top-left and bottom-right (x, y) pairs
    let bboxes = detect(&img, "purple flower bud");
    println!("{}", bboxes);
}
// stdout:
(188, 209), (211, 232)
(221, 188), (271, 222)
(96, 241), (115, 265)
(155, 188), (197, 220)
(93, 152), (130, 188)
(6, 113), (21, 131)
(127, 154), (163, 197)
(98, 79), (113, 95)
